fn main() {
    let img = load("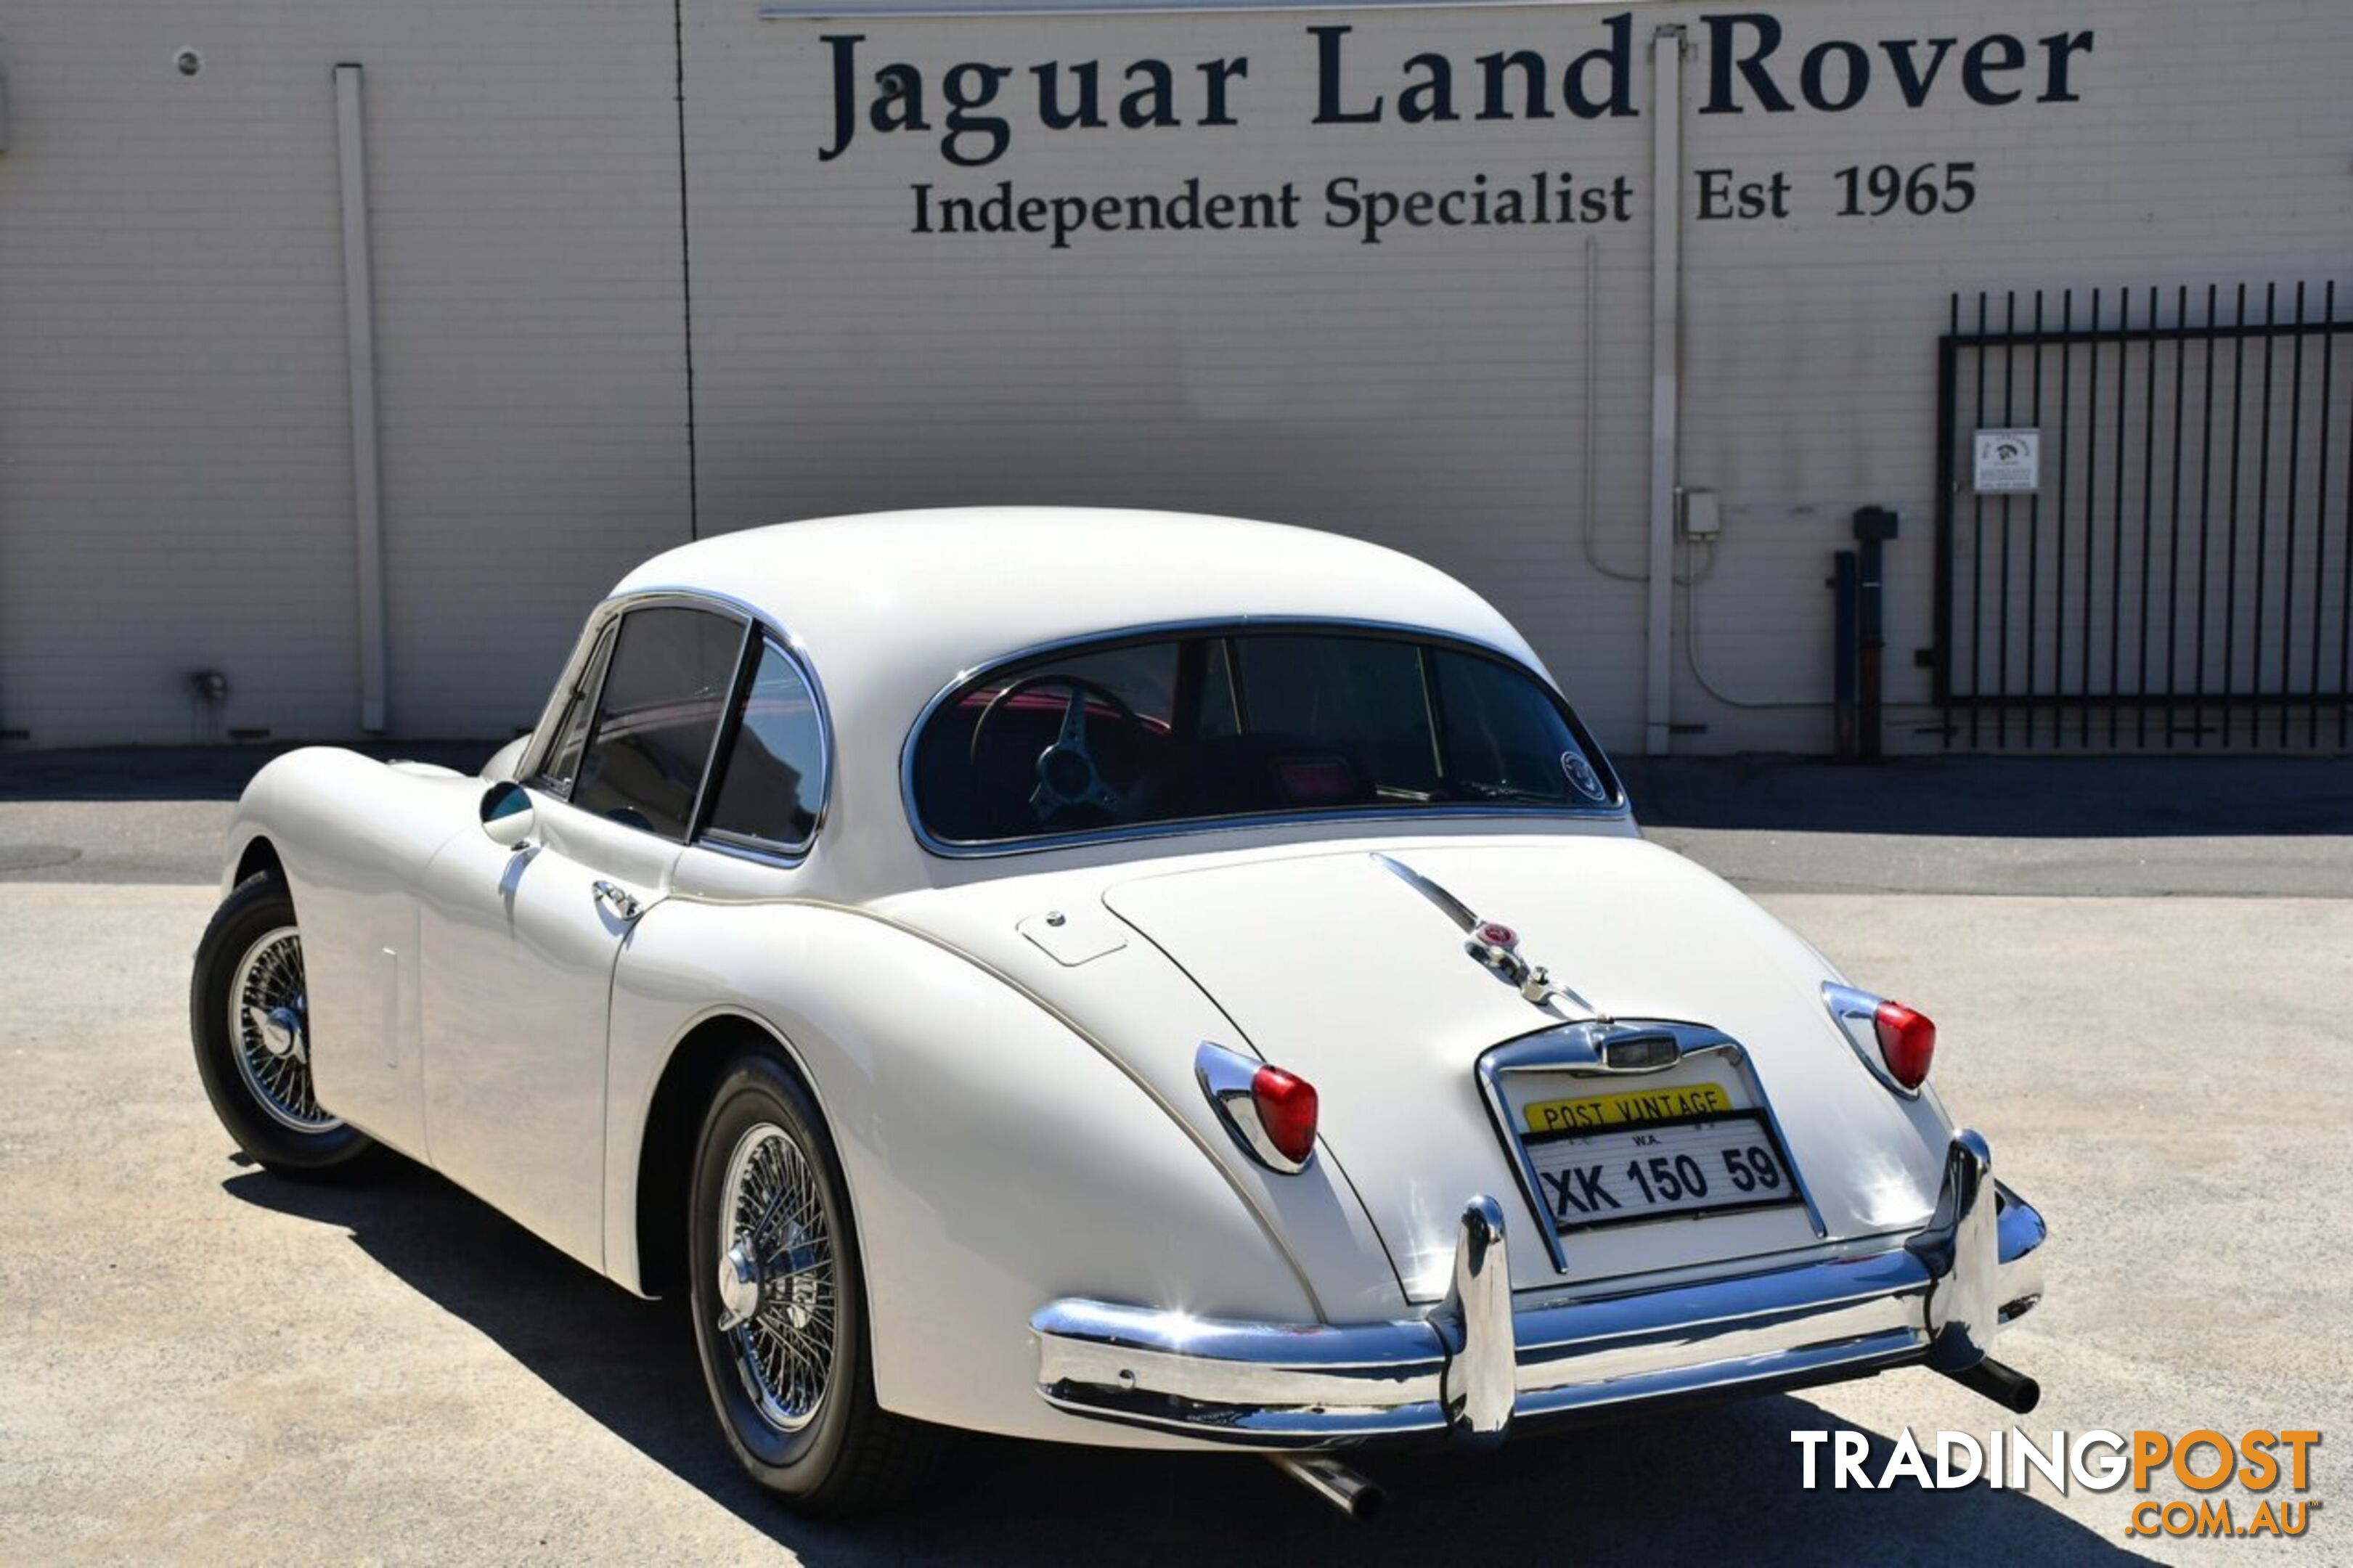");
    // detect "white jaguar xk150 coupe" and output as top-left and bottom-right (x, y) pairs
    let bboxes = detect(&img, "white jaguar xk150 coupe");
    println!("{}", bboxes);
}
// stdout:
(192, 509), (2047, 1516)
